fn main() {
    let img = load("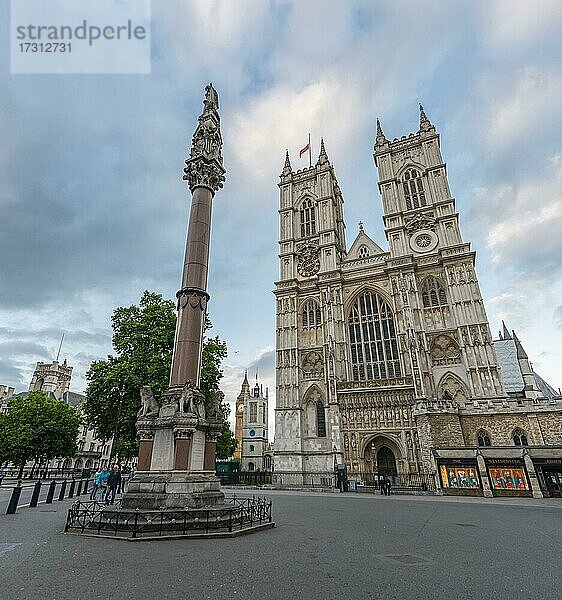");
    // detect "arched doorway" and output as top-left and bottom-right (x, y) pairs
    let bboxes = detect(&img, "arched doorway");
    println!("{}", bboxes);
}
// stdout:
(377, 446), (397, 476)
